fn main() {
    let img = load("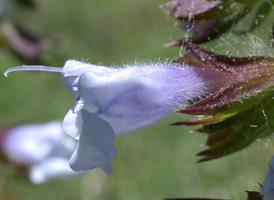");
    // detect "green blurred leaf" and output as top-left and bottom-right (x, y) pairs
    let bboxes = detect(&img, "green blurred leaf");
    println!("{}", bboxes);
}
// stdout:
(163, 0), (252, 43)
